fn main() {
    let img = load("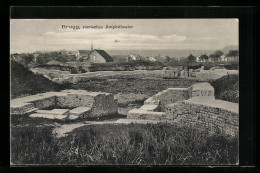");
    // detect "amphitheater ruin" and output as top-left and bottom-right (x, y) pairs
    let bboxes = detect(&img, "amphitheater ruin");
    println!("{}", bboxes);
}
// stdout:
(10, 82), (238, 137)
